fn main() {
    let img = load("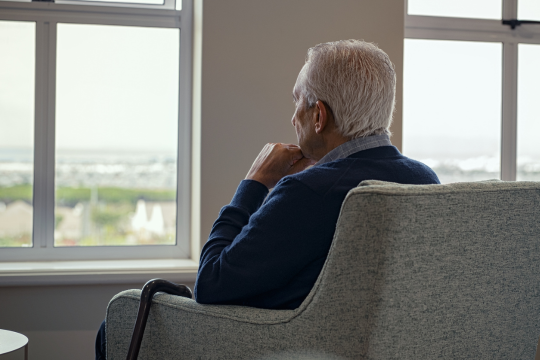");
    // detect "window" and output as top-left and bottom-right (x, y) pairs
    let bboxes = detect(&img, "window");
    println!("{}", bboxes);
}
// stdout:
(0, 0), (193, 261)
(0, 20), (35, 248)
(404, 0), (540, 183)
